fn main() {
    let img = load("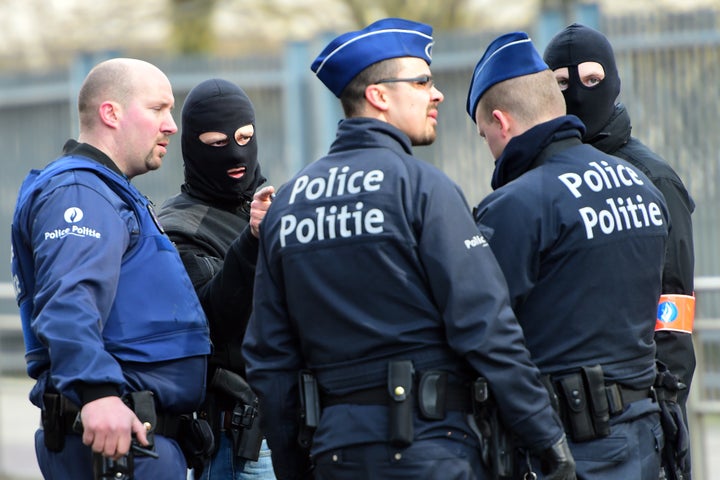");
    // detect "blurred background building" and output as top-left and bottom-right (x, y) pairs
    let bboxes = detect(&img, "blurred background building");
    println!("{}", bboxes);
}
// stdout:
(1, 0), (720, 478)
